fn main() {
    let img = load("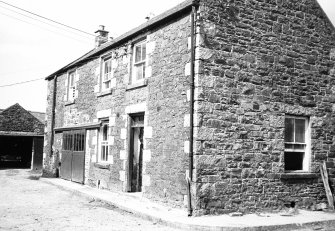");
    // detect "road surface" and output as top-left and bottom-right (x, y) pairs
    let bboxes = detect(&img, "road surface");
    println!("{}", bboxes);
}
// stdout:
(0, 168), (179, 231)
